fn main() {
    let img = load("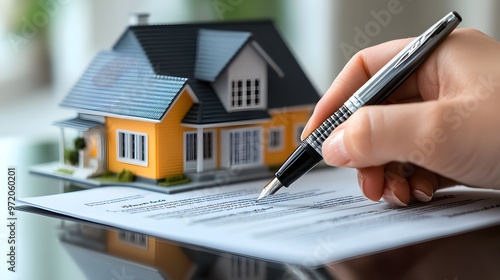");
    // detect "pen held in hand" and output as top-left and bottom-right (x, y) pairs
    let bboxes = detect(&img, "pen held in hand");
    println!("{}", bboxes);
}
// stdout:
(257, 11), (462, 201)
